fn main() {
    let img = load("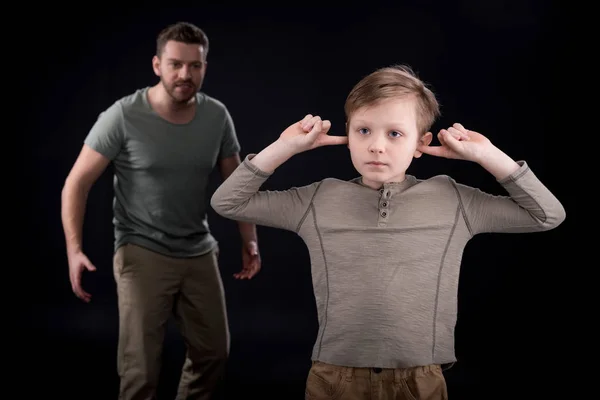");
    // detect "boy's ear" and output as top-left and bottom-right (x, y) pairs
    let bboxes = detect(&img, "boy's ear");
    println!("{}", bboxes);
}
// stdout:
(345, 122), (349, 148)
(414, 131), (433, 158)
